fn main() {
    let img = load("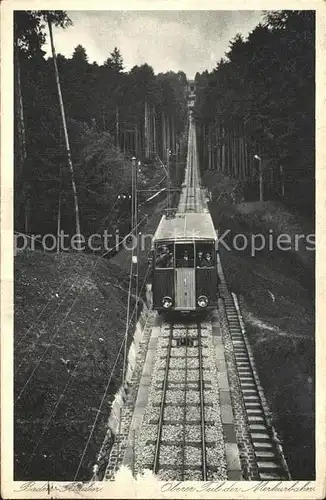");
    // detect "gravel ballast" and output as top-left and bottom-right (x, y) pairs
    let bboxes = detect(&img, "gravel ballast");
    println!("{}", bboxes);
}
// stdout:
(134, 320), (228, 480)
